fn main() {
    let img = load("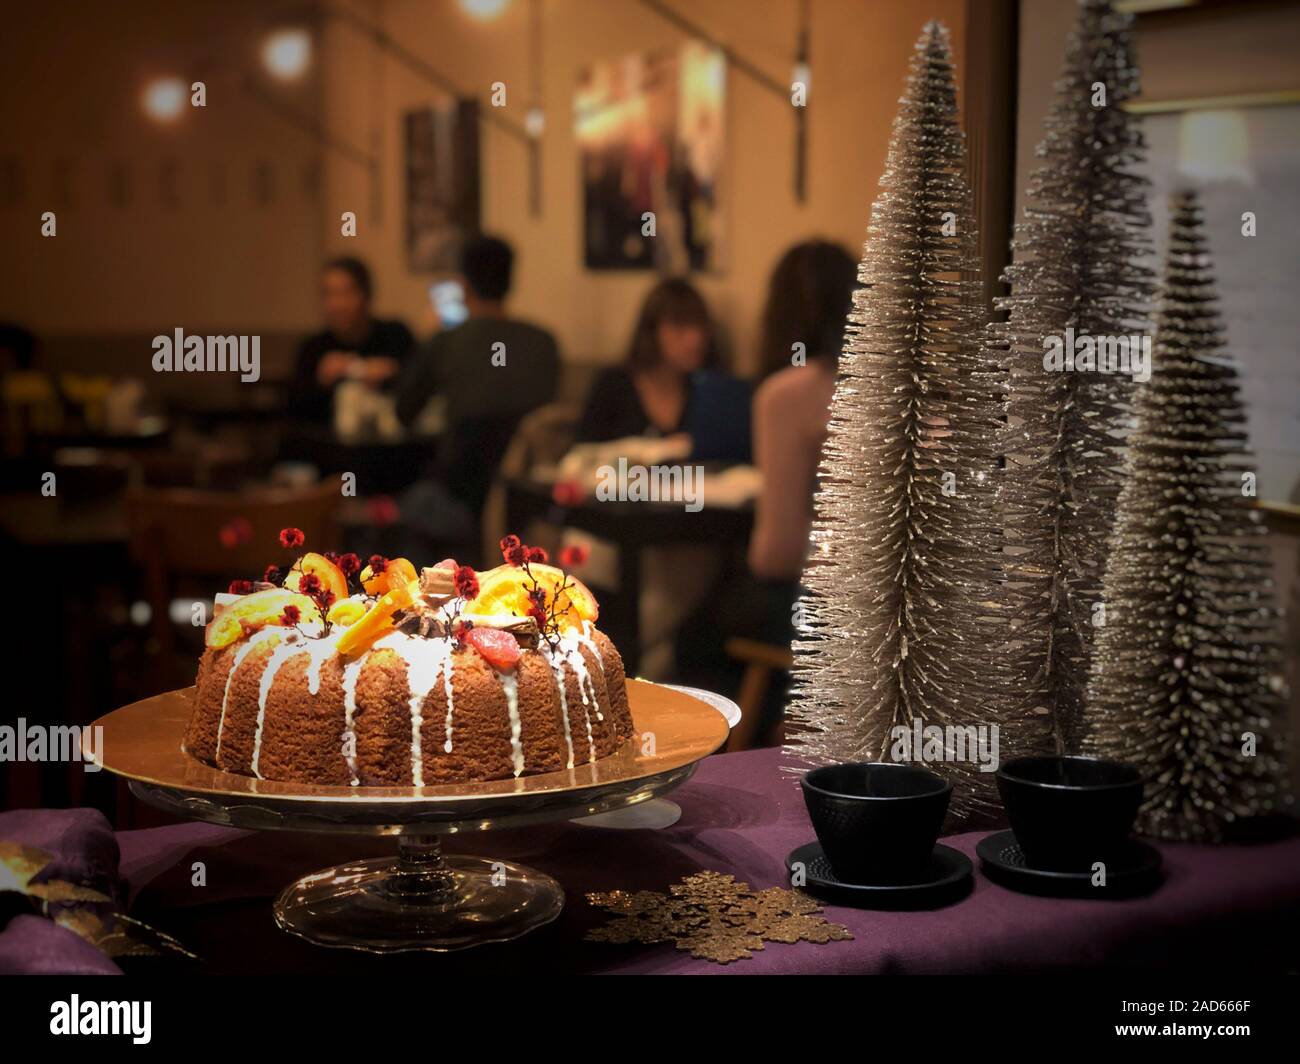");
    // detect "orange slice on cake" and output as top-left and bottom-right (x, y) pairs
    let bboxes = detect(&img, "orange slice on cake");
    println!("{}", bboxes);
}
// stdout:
(205, 588), (320, 649)
(360, 556), (418, 596)
(466, 563), (597, 630)
(336, 581), (415, 657)
(284, 552), (349, 602)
